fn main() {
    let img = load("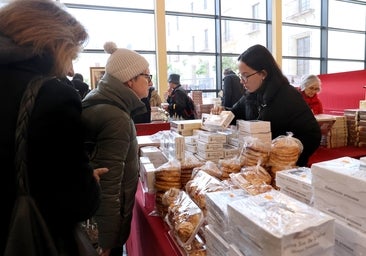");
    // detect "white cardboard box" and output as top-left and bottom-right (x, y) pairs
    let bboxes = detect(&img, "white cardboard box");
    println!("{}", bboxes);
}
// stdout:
(197, 140), (224, 151)
(228, 190), (334, 256)
(313, 187), (366, 233)
(311, 157), (366, 206)
(170, 119), (202, 131)
(334, 219), (366, 256)
(198, 131), (227, 144)
(201, 111), (235, 130)
(237, 120), (271, 133)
